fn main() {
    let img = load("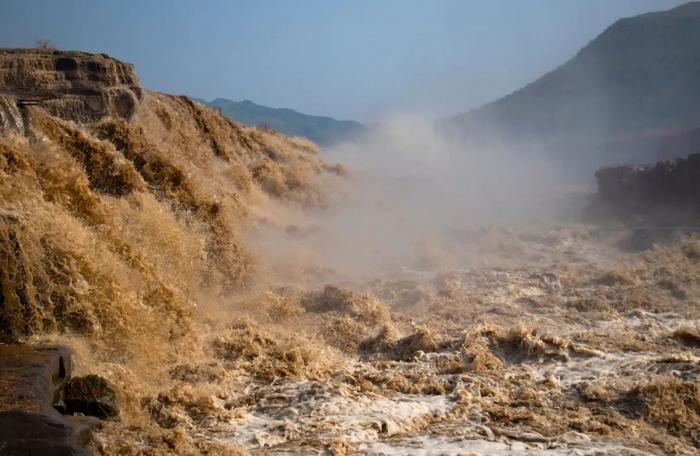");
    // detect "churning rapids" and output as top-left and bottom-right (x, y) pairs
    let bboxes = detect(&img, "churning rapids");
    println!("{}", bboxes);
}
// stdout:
(1, 49), (699, 456)
(94, 225), (700, 455)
